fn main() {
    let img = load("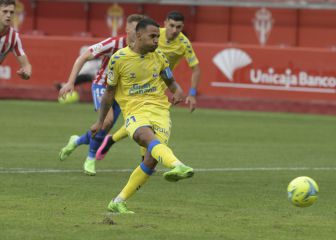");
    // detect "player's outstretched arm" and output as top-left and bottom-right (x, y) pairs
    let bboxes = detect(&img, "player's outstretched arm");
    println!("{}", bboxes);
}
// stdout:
(16, 55), (32, 80)
(161, 67), (184, 105)
(59, 49), (94, 99)
(186, 64), (201, 112)
(91, 85), (116, 137)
